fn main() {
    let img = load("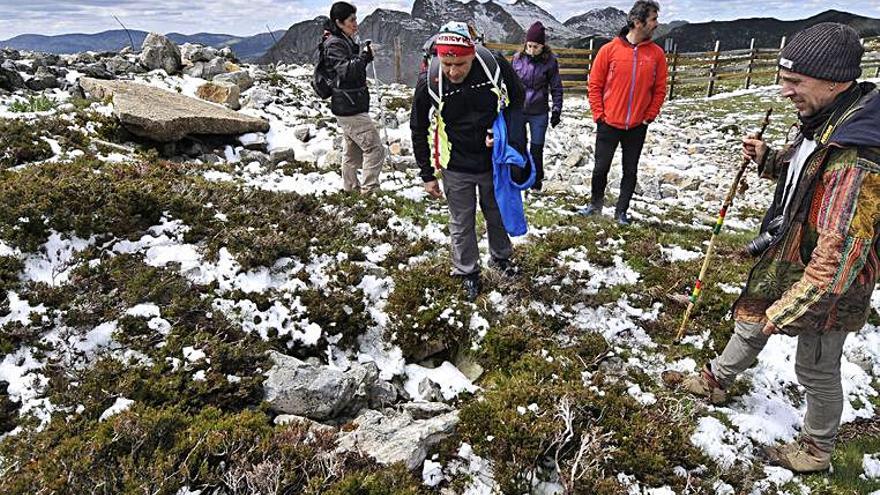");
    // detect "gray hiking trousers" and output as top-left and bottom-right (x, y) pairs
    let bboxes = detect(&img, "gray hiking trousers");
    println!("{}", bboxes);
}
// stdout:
(441, 169), (512, 276)
(711, 320), (850, 452)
